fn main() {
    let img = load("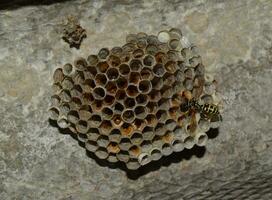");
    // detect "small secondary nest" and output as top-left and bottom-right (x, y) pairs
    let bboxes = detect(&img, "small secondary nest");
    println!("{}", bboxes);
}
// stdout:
(50, 28), (223, 170)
